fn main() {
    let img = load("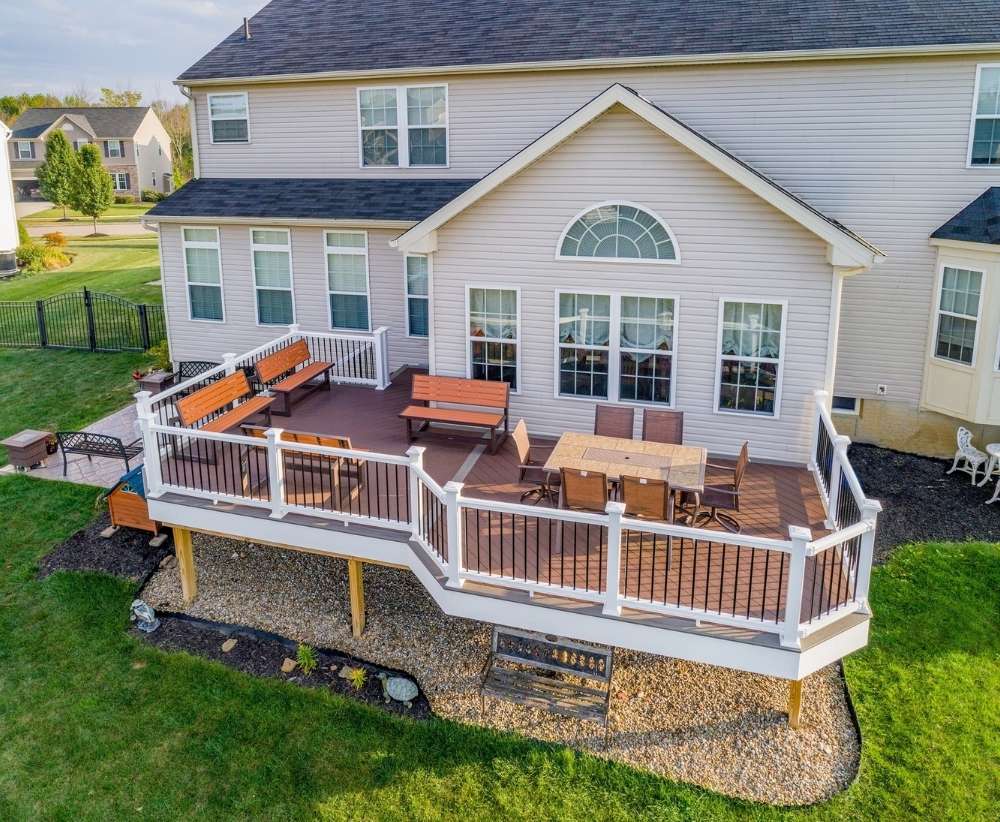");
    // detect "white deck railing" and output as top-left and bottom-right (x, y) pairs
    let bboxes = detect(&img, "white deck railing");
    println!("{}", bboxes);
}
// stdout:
(136, 354), (880, 648)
